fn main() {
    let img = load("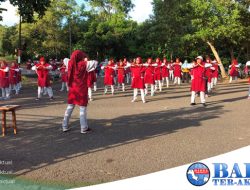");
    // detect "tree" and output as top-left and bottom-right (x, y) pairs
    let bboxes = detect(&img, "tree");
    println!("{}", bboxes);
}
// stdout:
(185, 0), (249, 78)
(0, 25), (16, 56)
(76, 0), (136, 60)
(0, 0), (51, 22)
